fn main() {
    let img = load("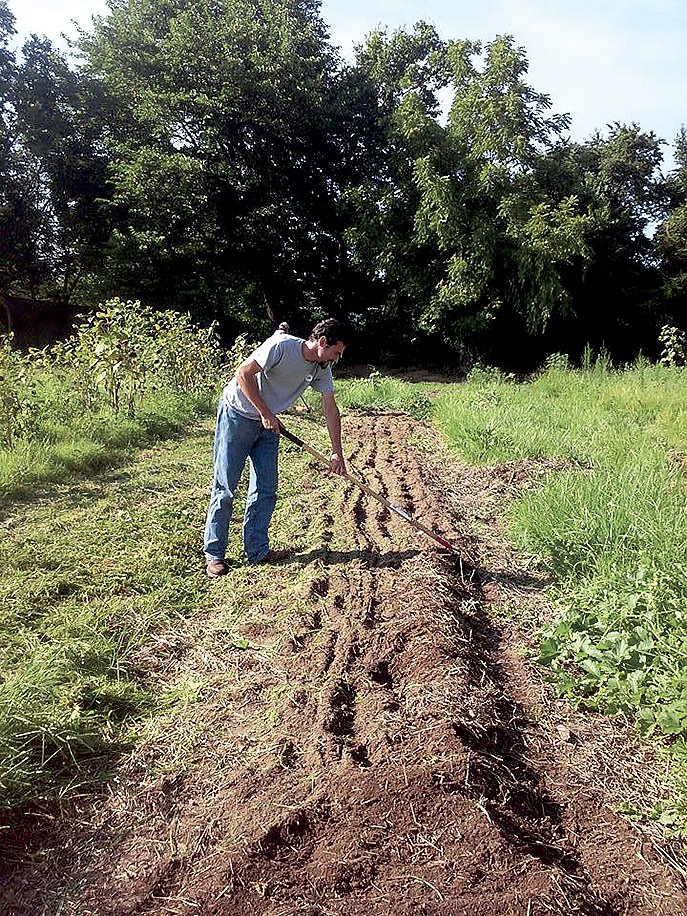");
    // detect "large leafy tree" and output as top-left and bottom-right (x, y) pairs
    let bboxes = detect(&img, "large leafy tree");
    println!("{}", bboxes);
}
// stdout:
(346, 30), (585, 364)
(656, 129), (687, 323)
(0, 2), (53, 303)
(12, 36), (113, 302)
(532, 124), (667, 360)
(78, 0), (352, 331)
(342, 22), (453, 361)
(415, 35), (584, 360)
(345, 27), (672, 366)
